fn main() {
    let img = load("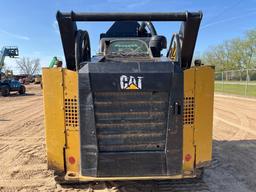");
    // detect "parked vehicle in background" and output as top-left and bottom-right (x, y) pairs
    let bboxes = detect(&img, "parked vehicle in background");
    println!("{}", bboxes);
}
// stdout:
(0, 79), (26, 96)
